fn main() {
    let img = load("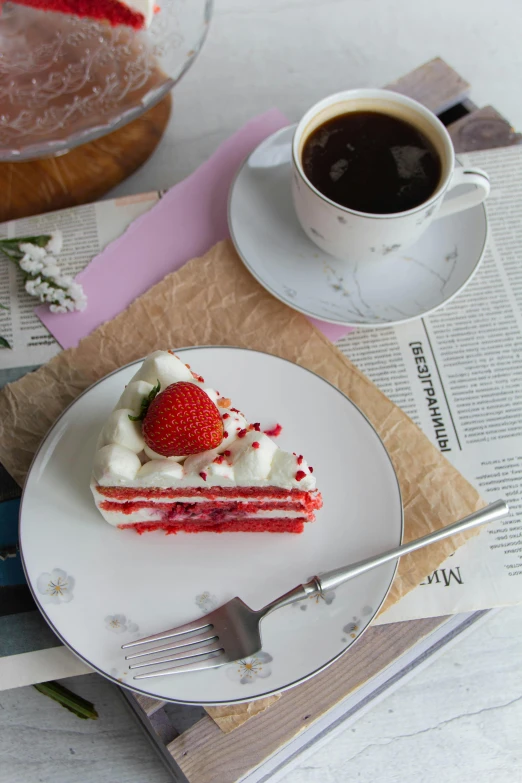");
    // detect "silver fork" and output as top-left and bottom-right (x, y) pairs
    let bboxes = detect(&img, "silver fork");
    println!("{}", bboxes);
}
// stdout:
(122, 500), (508, 679)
